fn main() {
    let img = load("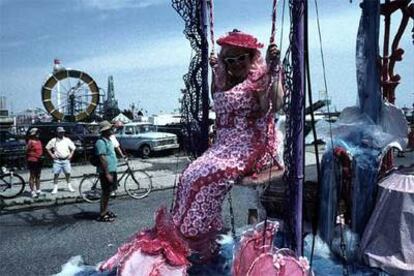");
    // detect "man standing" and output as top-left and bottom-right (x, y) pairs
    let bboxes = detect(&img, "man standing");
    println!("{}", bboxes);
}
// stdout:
(96, 121), (118, 222)
(45, 127), (76, 194)
(109, 121), (126, 197)
(110, 120), (126, 159)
